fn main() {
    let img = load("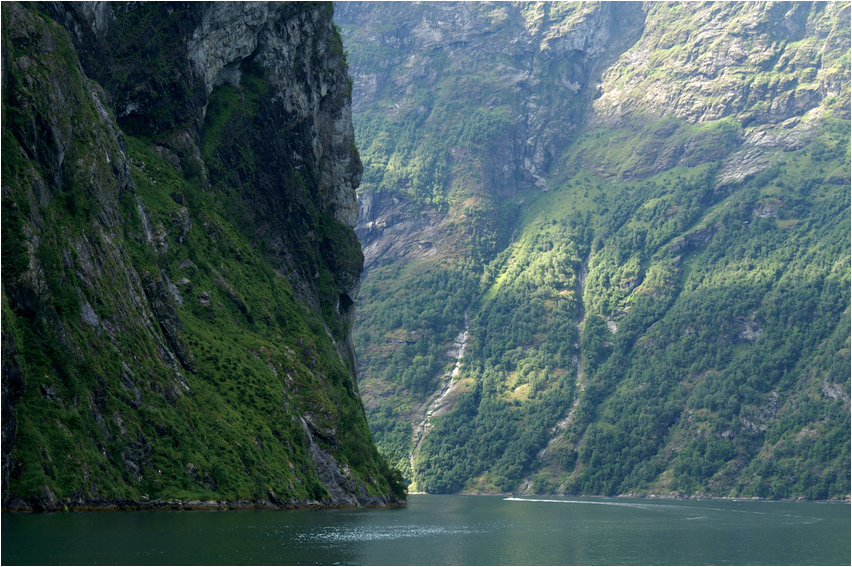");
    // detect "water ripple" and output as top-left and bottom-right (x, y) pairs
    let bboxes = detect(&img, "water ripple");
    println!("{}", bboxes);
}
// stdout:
(295, 524), (496, 543)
